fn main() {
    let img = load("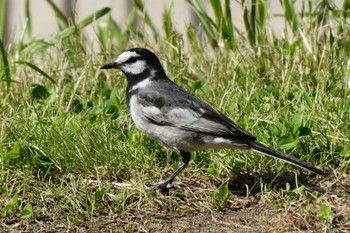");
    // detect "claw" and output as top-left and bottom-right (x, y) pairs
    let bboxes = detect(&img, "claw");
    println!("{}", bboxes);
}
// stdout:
(145, 180), (174, 191)
(144, 152), (191, 191)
